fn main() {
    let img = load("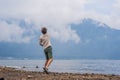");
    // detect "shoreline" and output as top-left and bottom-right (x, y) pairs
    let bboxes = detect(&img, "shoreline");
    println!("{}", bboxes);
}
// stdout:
(0, 66), (120, 80)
